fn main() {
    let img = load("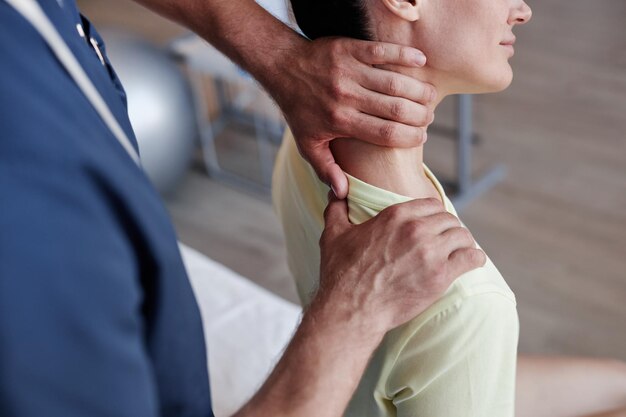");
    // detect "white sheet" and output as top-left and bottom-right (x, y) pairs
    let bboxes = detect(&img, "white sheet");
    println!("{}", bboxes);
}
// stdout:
(179, 244), (302, 417)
